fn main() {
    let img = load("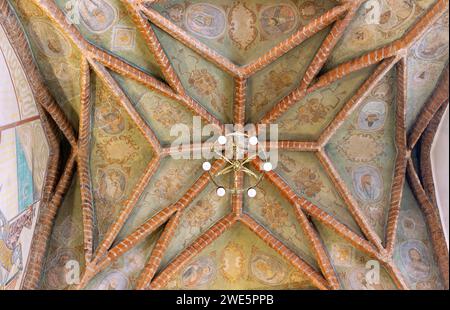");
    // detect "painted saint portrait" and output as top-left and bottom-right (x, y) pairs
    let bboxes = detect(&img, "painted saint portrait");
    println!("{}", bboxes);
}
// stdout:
(43, 248), (79, 289)
(260, 4), (299, 38)
(352, 166), (383, 202)
(96, 270), (130, 290)
(79, 0), (118, 33)
(250, 250), (287, 286)
(415, 24), (449, 61)
(29, 19), (71, 58)
(181, 257), (216, 288)
(95, 105), (125, 135)
(185, 4), (226, 39)
(163, 4), (185, 24)
(399, 240), (432, 282)
(98, 168), (127, 203)
(358, 100), (387, 131)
